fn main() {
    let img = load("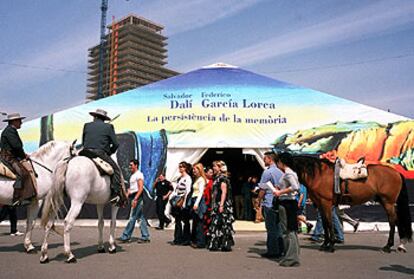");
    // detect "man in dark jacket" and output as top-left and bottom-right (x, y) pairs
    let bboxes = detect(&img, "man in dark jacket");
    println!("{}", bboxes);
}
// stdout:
(0, 113), (36, 206)
(80, 109), (126, 205)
